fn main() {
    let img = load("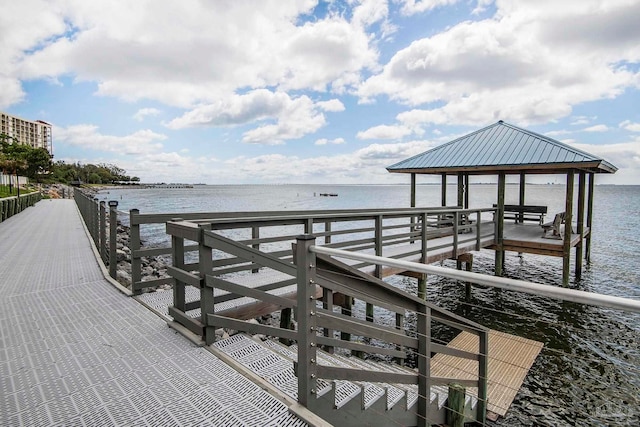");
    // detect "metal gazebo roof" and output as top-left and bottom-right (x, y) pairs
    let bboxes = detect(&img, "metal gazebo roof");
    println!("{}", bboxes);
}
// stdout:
(387, 121), (617, 175)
